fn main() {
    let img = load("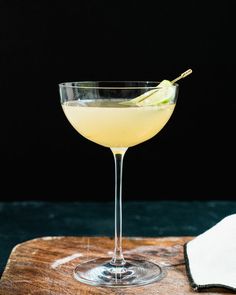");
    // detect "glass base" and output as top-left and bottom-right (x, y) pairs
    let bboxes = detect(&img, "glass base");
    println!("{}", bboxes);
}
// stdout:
(74, 257), (165, 287)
